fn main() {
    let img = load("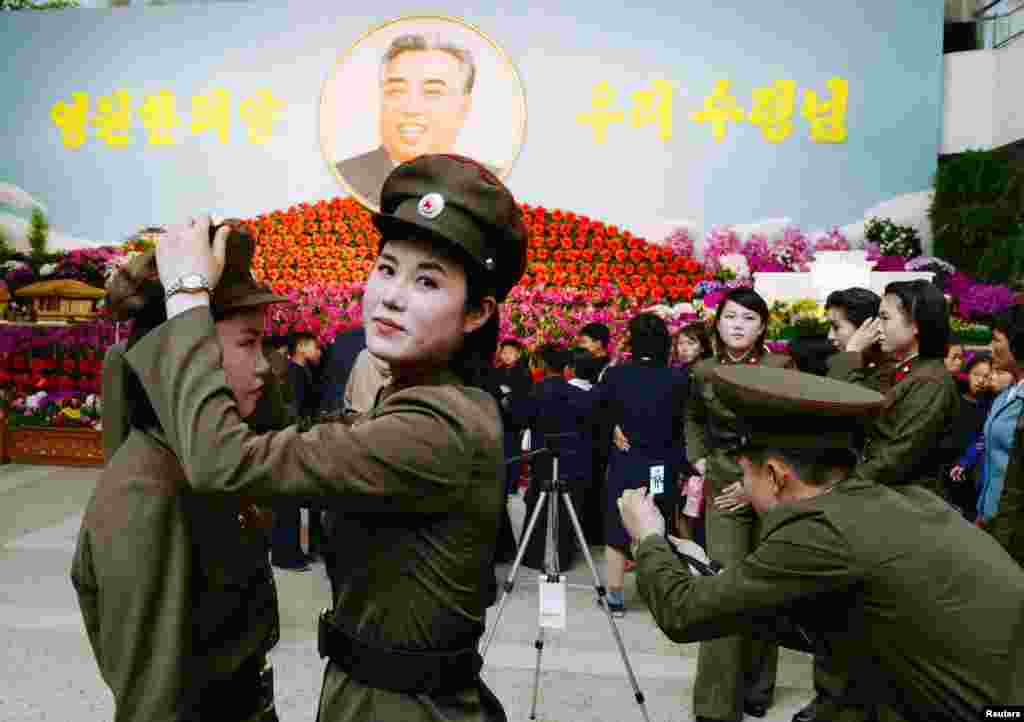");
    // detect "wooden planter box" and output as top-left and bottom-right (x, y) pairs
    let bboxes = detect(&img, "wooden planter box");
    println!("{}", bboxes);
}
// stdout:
(6, 425), (103, 467)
